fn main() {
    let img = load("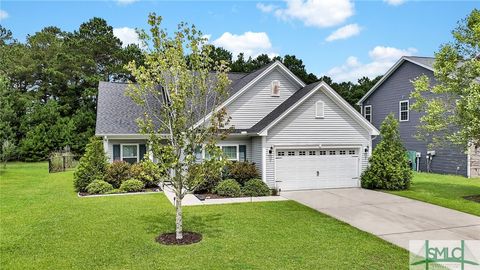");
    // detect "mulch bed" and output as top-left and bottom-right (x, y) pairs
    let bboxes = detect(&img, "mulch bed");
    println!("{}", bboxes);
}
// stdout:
(155, 232), (202, 245)
(194, 193), (228, 200)
(463, 195), (480, 203)
(78, 187), (161, 197)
